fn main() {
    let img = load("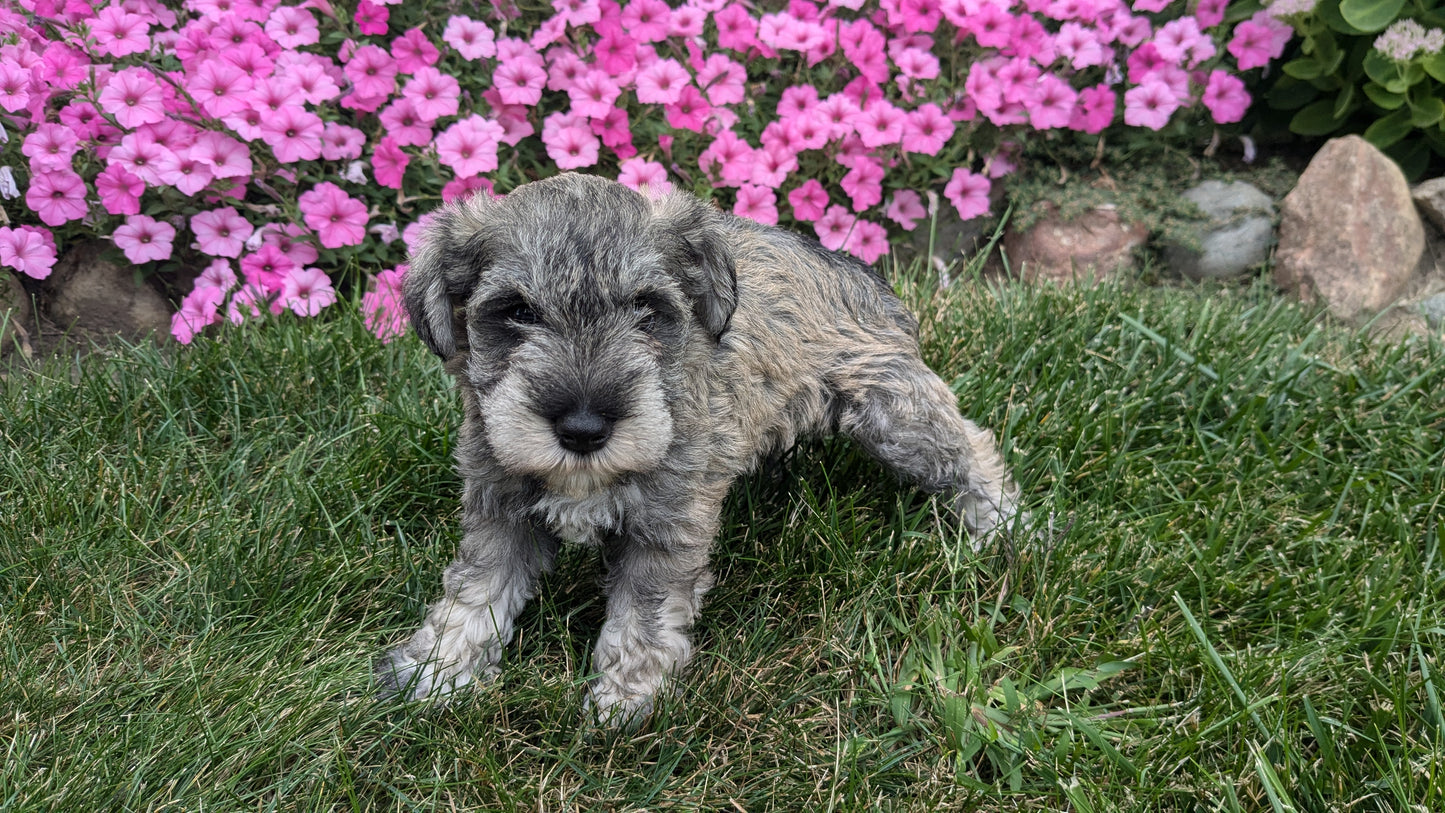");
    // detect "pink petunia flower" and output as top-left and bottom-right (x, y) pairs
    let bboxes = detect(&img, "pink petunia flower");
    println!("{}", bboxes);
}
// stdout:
(944, 168), (990, 221)
(435, 115), (504, 177)
(1028, 73), (1078, 130)
(95, 164), (145, 215)
(853, 100), (906, 148)
(493, 57), (547, 106)
(97, 67), (167, 129)
(372, 137), (409, 189)
(814, 205), (857, 251)
(1202, 70), (1251, 124)
(620, 0), (672, 43)
(901, 103), (954, 155)
(0, 63), (30, 113)
(171, 284), (225, 345)
(91, 4), (151, 58)
(281, 266), (337, 317)
(733, 184), (779, 225)
(1123, 78), (1180, 130)
(362, 265), (409, 342)
(841, 158), (885, 212)
(191, 131), (253, 179)
(544, 120), (601, 169)
(355, 0), (389, 35)
(192, 207), (254, 258)
(844, 218), (889, 265)
(112, 214), (176, 264)
(196, 258), (239, 293)
(886, 190), (927, 231)
(266, 5), (319, 48)
(714, 2), (760, 52)
(26, 170), (89, 227)
(241, 244), (297, 293)
(259, 106), (325, 164)
(343, 45), (398, 99)
(568, 69), (622, 119)
(0, 226), (58, 280)
(189, 58), (254, 118)
(444, 15), (496, 60)
(664, 85), (712, 132)
(392, 27), (441, 73)
(1069, 84), (1116, 134)
(1228, 18), (1290, 71)
(155, 149), (216, 197)
(22, 124), (80, 173)
(298, 182), (368, 249)
(320, 123), (366, 161)
(699, 130), (755, 187)
(789, 179), (829, 222)
(616, 158), (672, 196)
(635, 58), (690, 105)
(378, 99), (435, 147)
